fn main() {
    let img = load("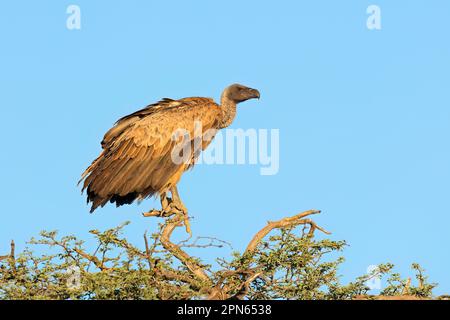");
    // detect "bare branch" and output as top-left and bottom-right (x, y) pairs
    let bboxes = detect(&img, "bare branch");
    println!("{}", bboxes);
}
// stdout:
(143, 232), (154, 269)
(230, 272), (262, 300)
(402, 278), (411, 295)
(208, 210), (331, 300)
(159, 213), (211, 285)
(245, 210), (330, 254)
(73, 248), (111, 271)
(177, 236), (233, 250)
(0, 240), (16, 272)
